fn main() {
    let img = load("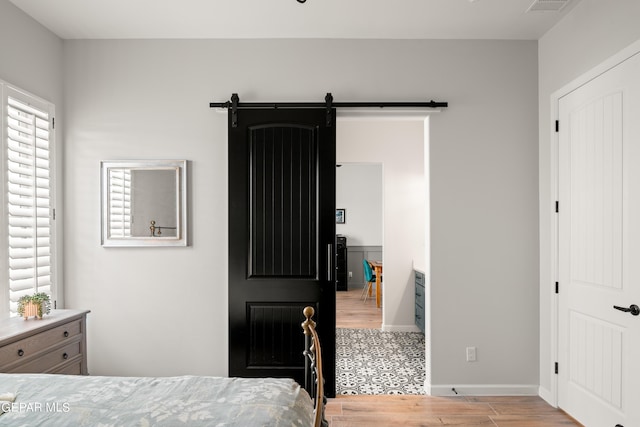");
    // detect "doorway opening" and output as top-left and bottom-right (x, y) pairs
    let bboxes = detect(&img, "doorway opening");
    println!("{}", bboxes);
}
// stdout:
(334, 114), (431, 395)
